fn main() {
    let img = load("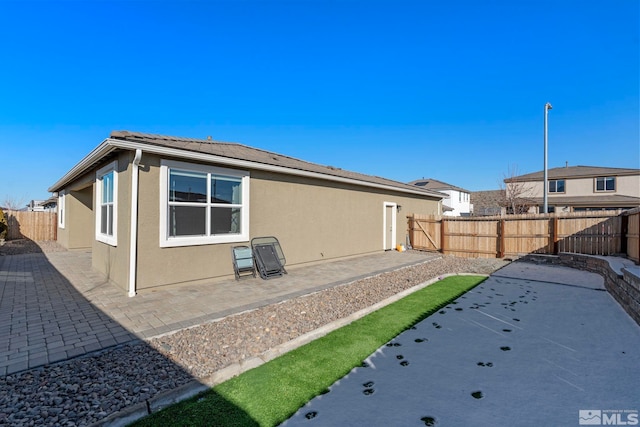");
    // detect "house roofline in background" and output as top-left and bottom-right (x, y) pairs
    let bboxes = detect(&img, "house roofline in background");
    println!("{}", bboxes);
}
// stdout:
(505, 165), (640, 183)
(408, 177), (470, 193)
